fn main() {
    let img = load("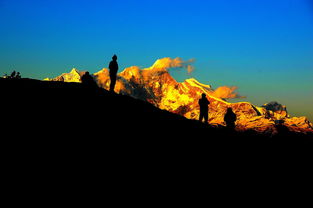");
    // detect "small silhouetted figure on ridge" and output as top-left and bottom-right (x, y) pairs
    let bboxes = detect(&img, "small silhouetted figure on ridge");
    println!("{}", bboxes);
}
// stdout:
(274, 120), (289, 138)
(81, 71), (97, 89)
(10, 71), (16, 78)
(199, 93), (210, 124)
(224, 108), (237, 130)
(109, 54), (119, 92)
